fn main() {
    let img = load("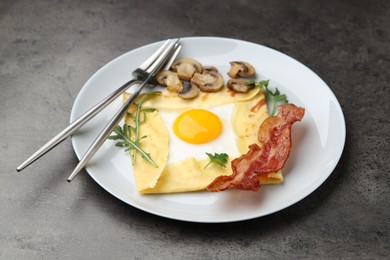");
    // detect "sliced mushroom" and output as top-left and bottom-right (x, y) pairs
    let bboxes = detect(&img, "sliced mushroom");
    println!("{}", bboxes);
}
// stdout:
(202, 66), (219, 73)
(227, 61), (256, 78)
(178, 81), (200, 99)
(190, 71), (224, 92)
(156, 70), (183, 92)
(227, 78), (255, 93)
(171, 58), (203, 80)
